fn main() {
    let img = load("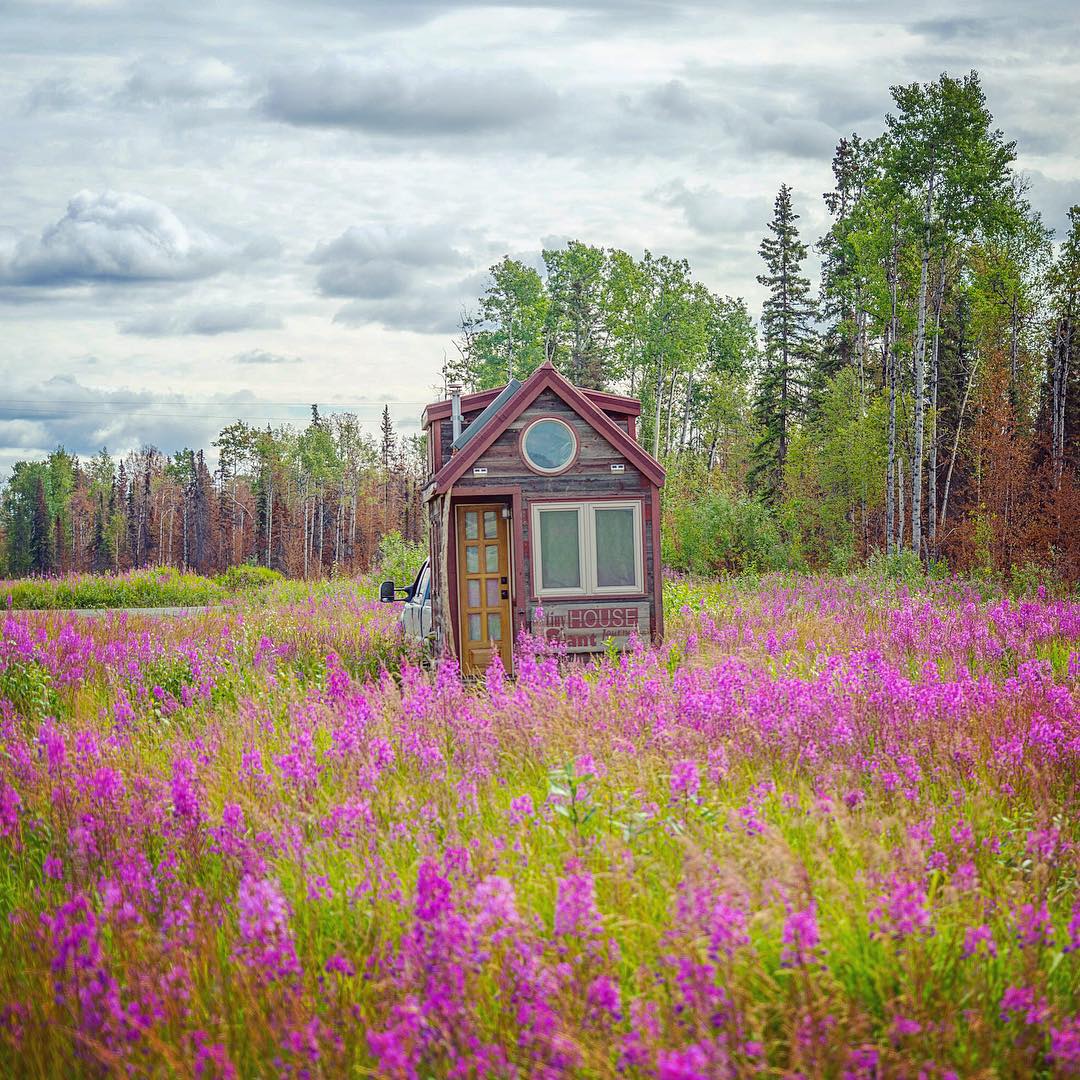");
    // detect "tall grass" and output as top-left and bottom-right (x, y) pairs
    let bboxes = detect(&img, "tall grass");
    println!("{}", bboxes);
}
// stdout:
(0, 575), (1076, 1076)
(0, 565), (284, 610)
